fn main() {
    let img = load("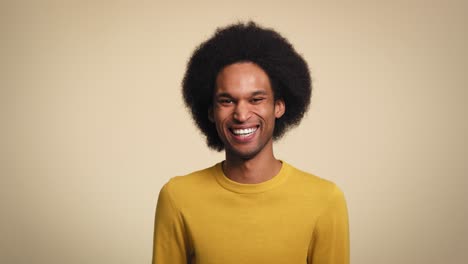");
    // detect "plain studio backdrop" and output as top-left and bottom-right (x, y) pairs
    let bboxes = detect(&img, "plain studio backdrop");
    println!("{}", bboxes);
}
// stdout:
(1, 0), (467, 263)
